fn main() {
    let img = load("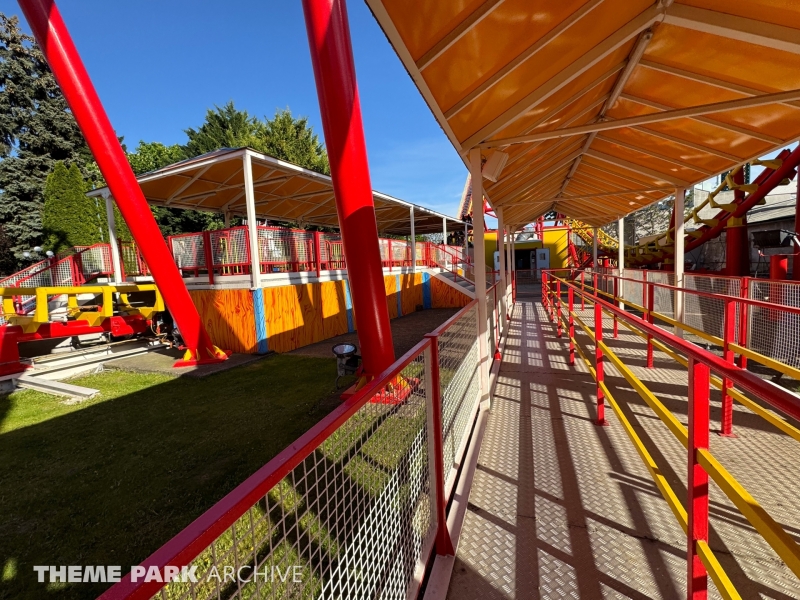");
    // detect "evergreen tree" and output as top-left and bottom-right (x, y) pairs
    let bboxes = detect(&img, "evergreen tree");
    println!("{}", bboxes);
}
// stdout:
(0, 14), (90, 264)
(262, 108), (329, 174)
(183, 101), (329, 174)
(42, 162), (105, 253)
(0, 223), (15, 276)
(183, 102), (263, 158)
